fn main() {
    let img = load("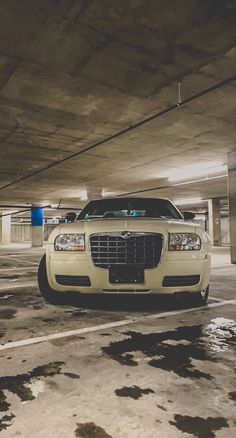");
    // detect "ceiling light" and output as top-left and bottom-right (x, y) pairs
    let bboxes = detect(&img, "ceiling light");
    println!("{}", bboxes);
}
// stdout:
(175, 198), (203, 206)
(168, 163), (227, 182)
(80, 190), (88, 201)
(101, 190), (115, 198)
